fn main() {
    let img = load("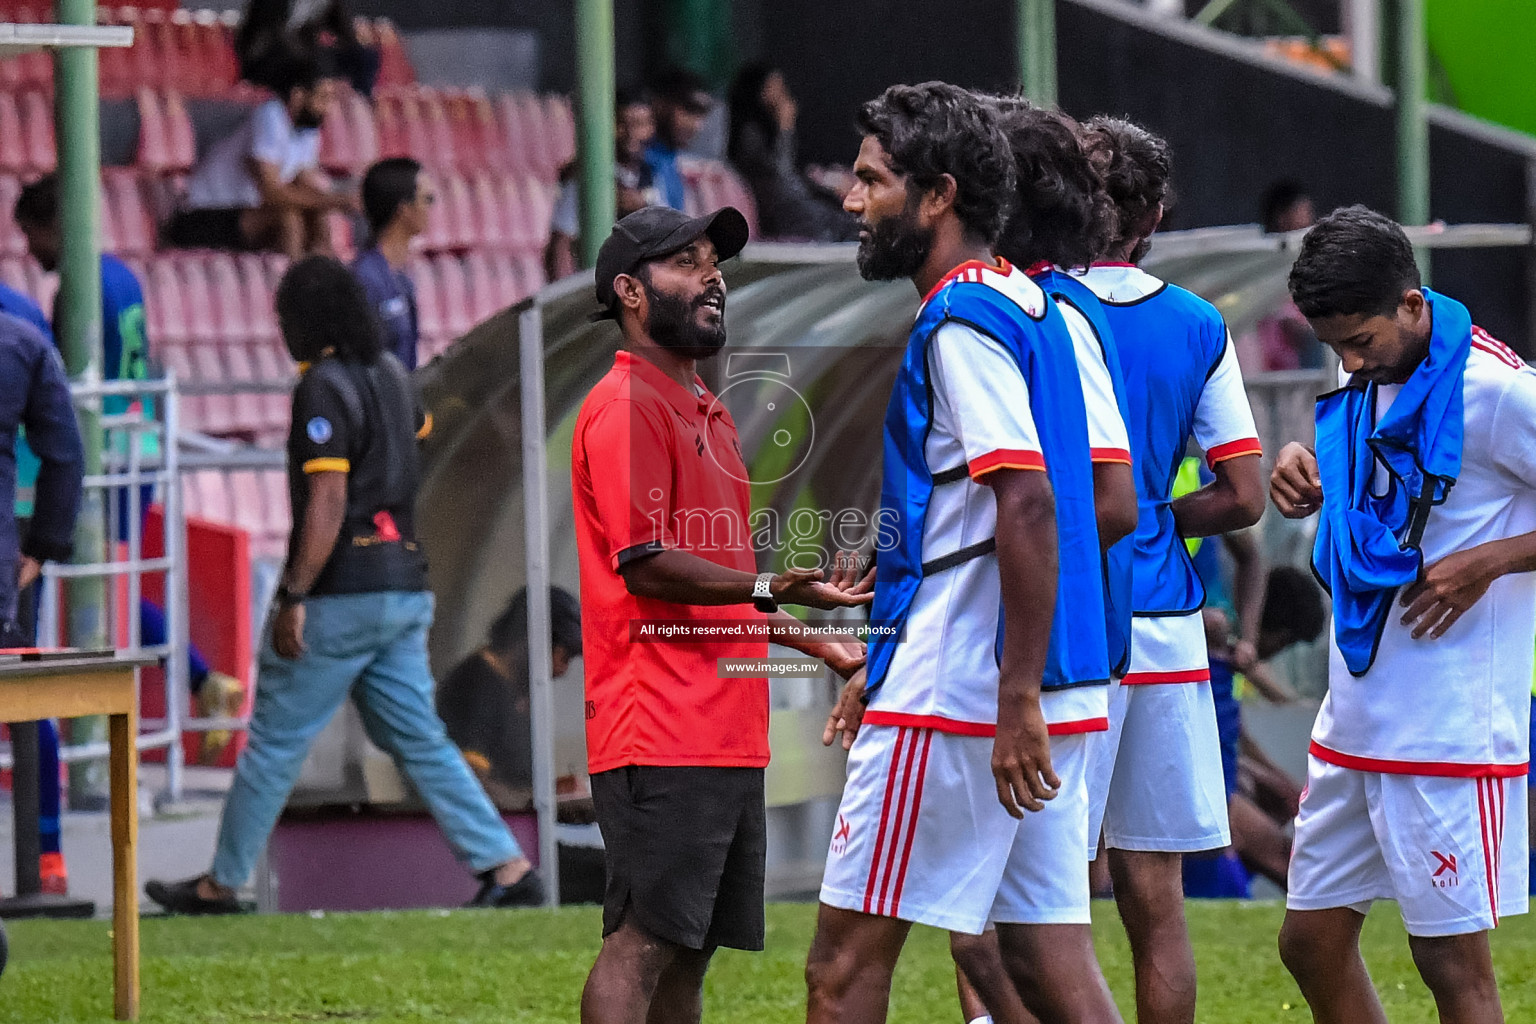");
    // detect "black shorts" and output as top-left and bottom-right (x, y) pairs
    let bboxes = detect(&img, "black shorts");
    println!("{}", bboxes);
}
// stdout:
(166, 207), (253, 250)
(590, 765), (766, 951)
